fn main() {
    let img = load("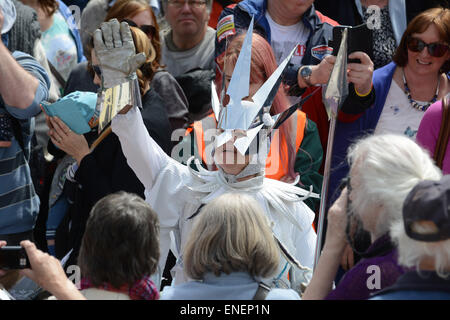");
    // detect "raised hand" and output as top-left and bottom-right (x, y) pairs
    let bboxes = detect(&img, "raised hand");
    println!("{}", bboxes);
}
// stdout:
(93, 19), (146, 89)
